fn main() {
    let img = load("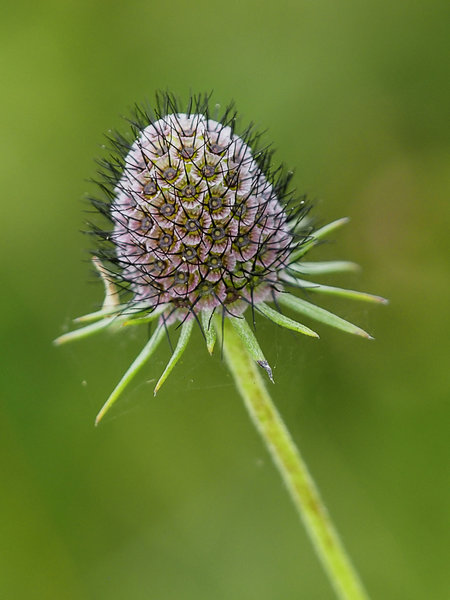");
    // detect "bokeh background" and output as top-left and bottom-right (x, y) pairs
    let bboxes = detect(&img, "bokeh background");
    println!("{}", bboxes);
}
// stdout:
(1, 1), (449, 598)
